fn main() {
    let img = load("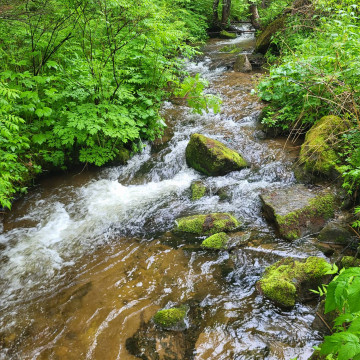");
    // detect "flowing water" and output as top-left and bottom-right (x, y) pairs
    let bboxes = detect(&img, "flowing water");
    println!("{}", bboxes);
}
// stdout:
(0, 25), (326, 359)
